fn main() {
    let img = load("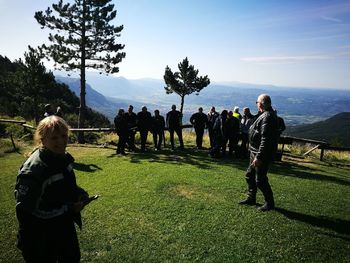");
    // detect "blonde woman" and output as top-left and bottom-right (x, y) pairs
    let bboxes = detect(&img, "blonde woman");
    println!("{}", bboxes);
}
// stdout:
(15, 115), (89, 262)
